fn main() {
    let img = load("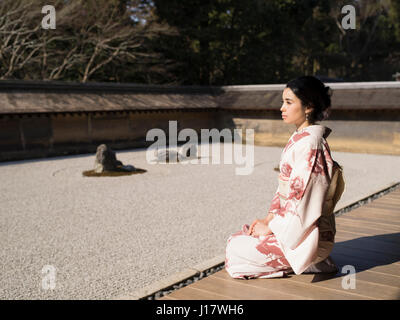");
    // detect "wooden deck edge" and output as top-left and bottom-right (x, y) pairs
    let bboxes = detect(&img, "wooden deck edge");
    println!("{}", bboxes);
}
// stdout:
(111, 255), (225, 300)
(334, 181), (400, 217)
